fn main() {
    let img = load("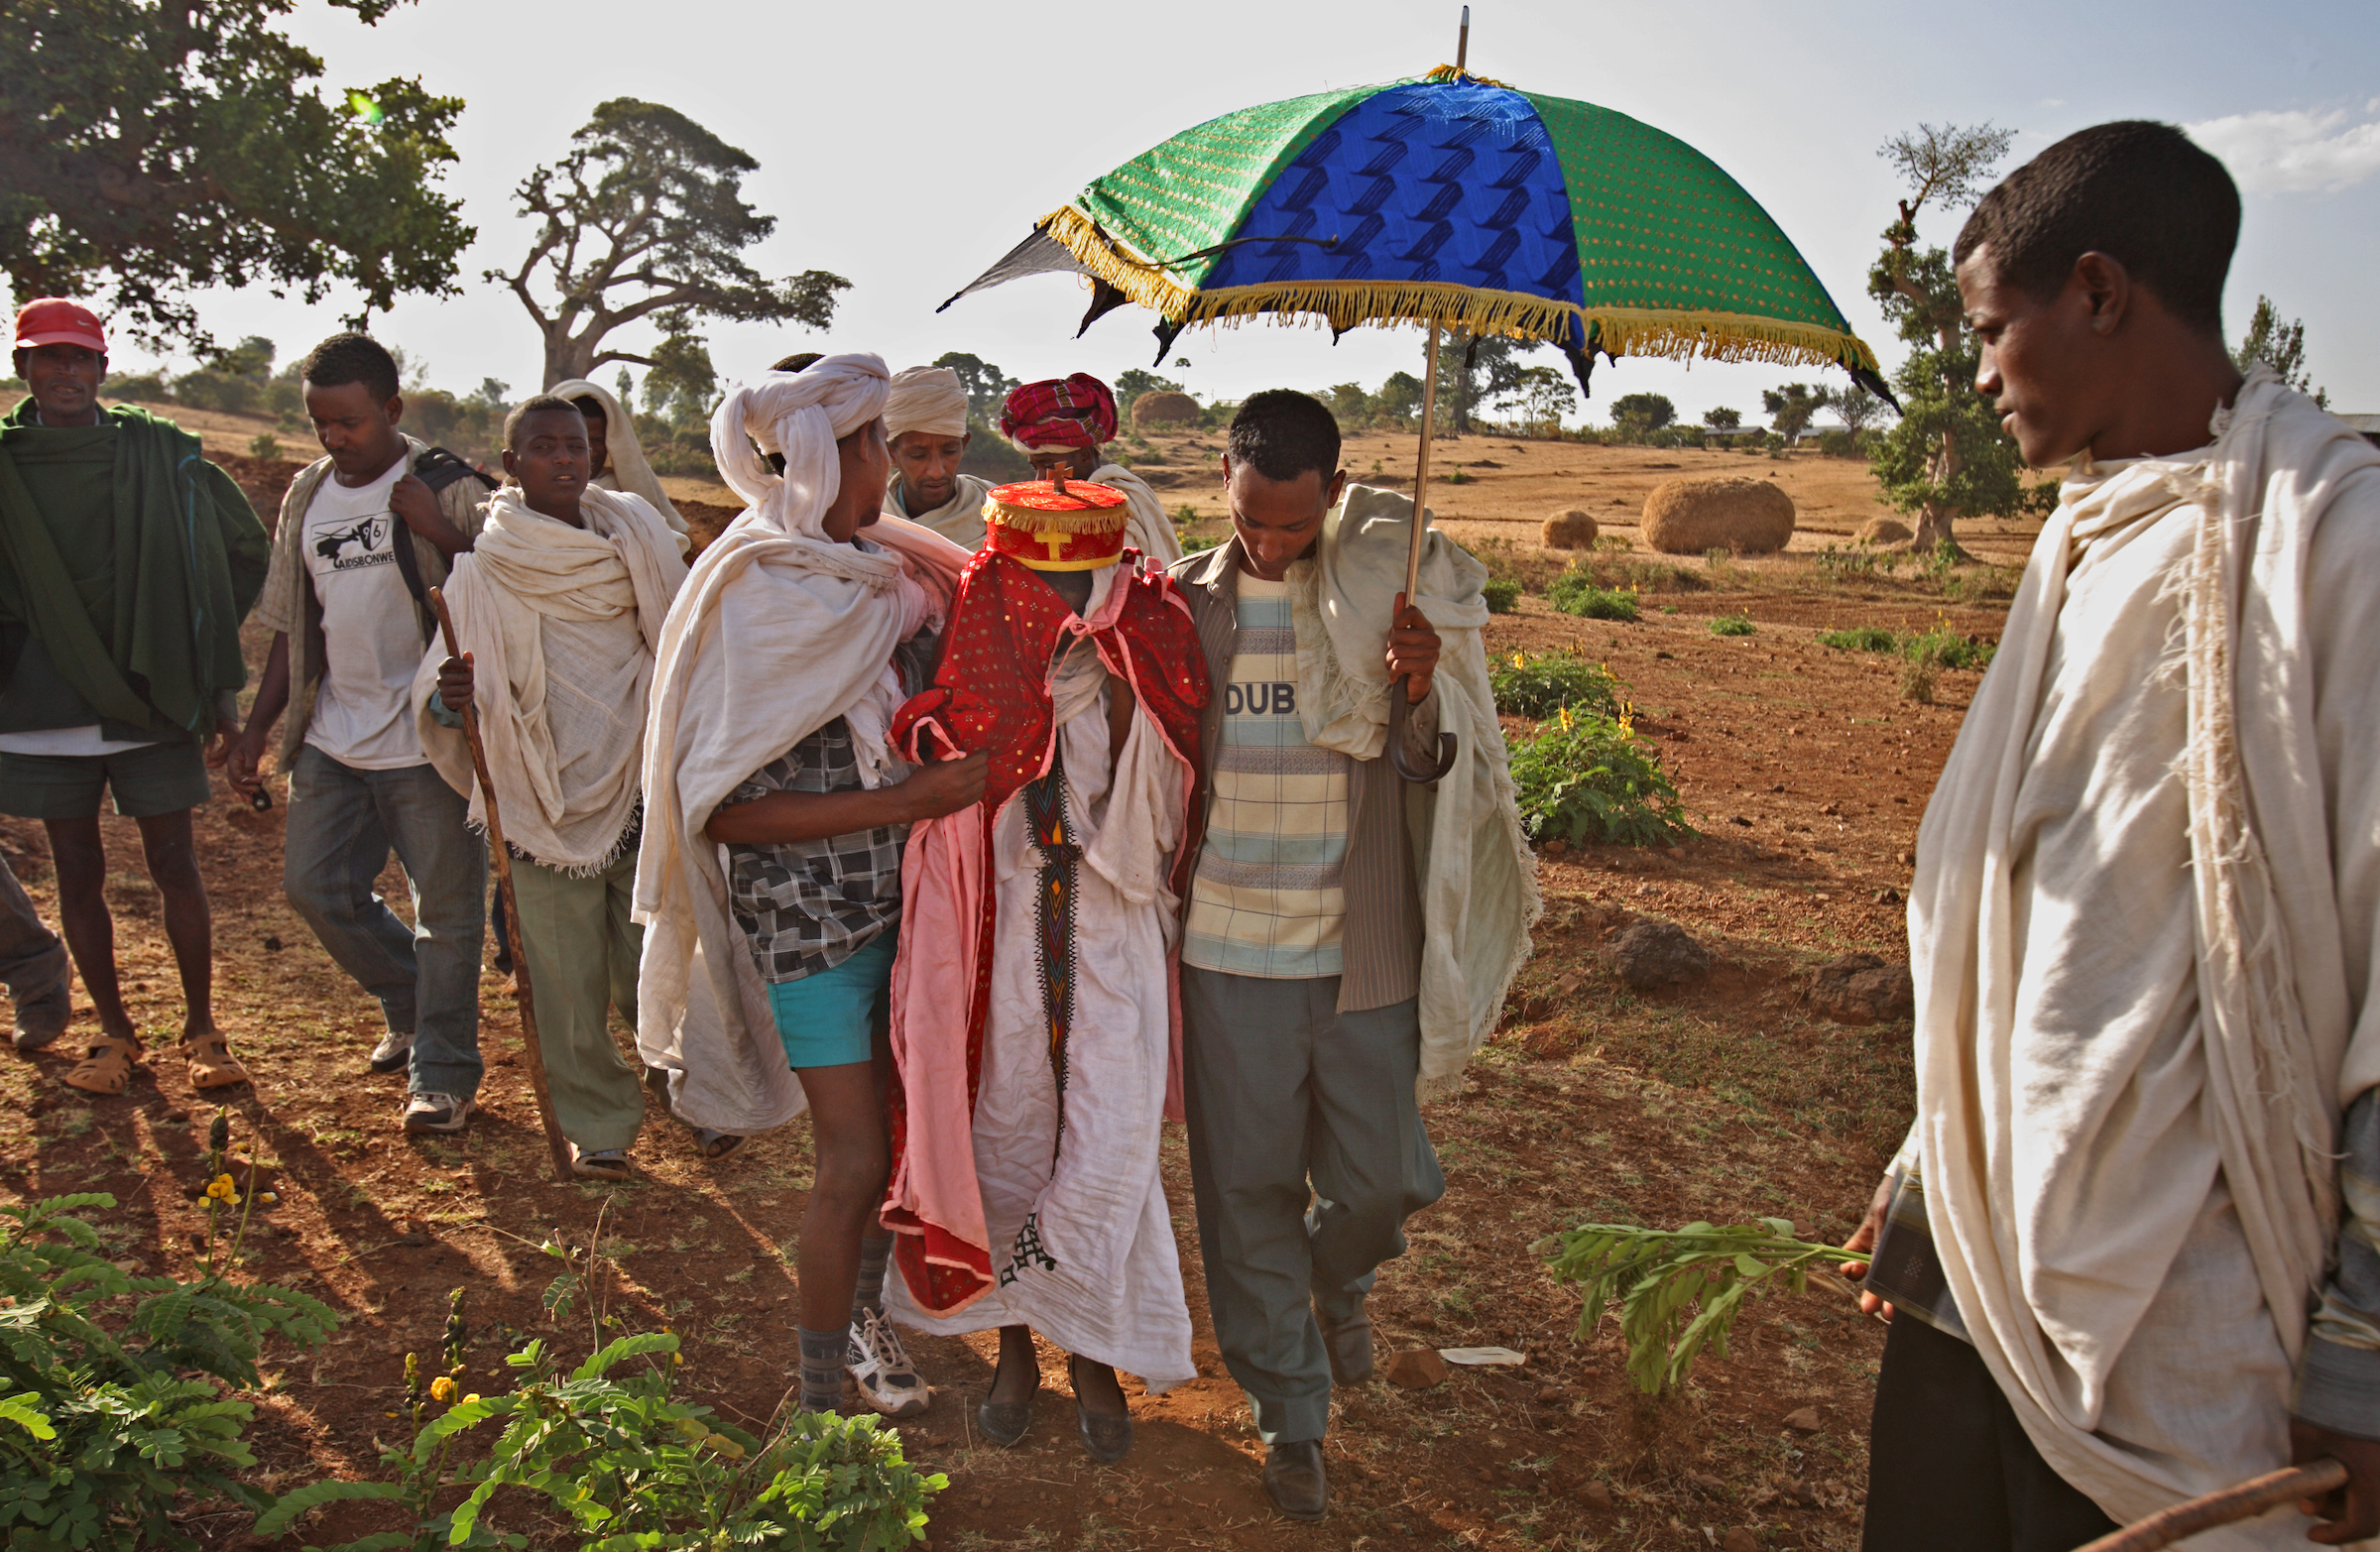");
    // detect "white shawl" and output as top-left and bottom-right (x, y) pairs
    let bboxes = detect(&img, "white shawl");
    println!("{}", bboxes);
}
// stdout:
(547, 379), (689, 544)
(1292, 483), (1541, 1101)
(412, 484), (685, 871)
(1909, 371), (2380, 1527)
(1093, 464), (1184, 568)
(632, 356), (968, 1134)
